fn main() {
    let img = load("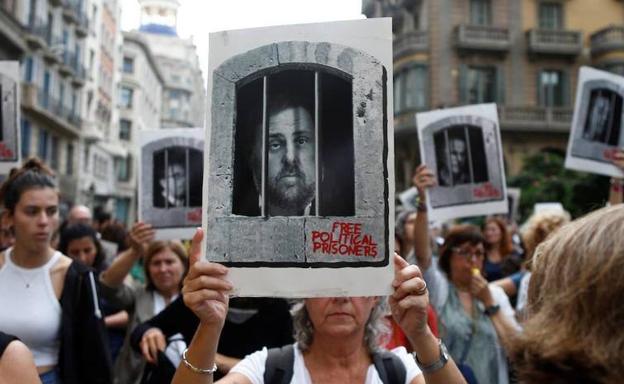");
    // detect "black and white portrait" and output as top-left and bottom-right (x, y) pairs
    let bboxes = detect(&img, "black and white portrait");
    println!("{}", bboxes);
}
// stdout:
(418, 103), (507, 222)
(0, 62), (20, 173)
(139, 128), (204, 239)
(153, 146), (202, 208)
(233, 70), (354, 217)
(203, 19), (394, 297)
(566, 67), (624, 177)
